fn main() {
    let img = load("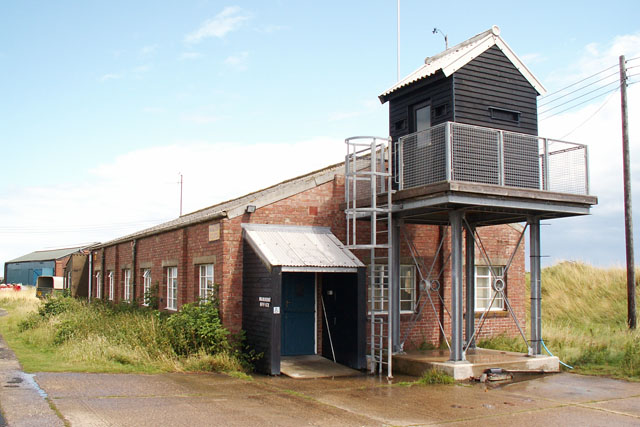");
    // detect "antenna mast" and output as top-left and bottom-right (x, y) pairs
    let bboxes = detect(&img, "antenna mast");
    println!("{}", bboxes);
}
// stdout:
(433, 28), (448, 50)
